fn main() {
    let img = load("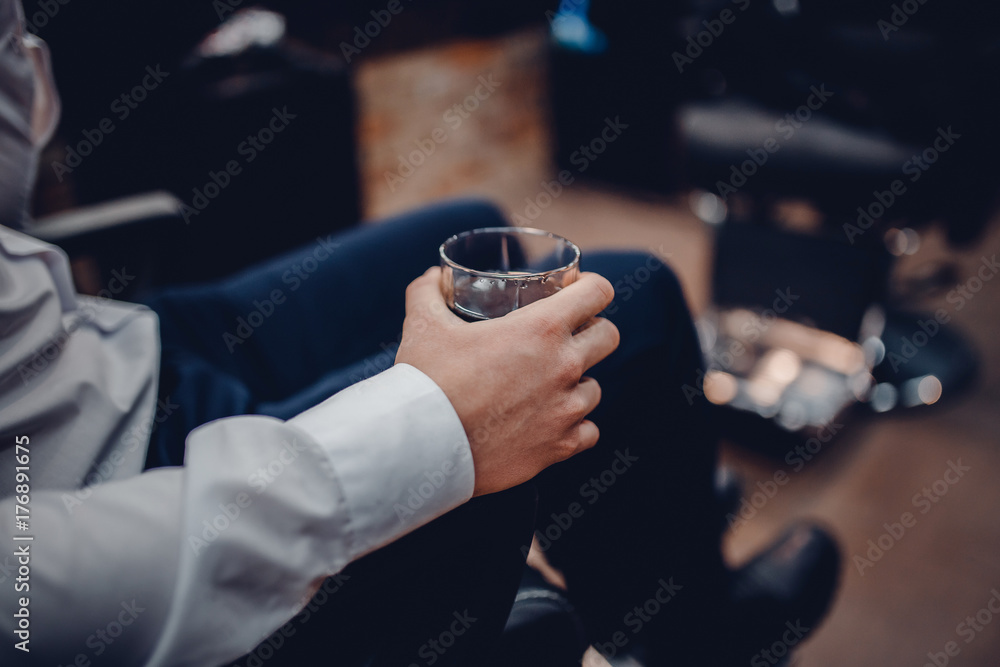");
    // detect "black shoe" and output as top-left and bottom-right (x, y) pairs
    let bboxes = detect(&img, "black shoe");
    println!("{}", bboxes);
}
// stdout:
(724, 522), (841, 665)
(626, 477), (840, 667)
